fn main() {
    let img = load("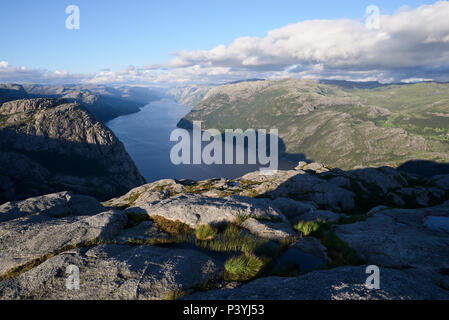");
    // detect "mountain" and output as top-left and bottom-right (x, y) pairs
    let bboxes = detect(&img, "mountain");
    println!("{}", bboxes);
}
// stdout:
(0, 84), (28, 104)
(0, 84), (164, 123)
(178, 78), (449, 170)
(168, 85), (213, 107)
(0, 98), (145, 203)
